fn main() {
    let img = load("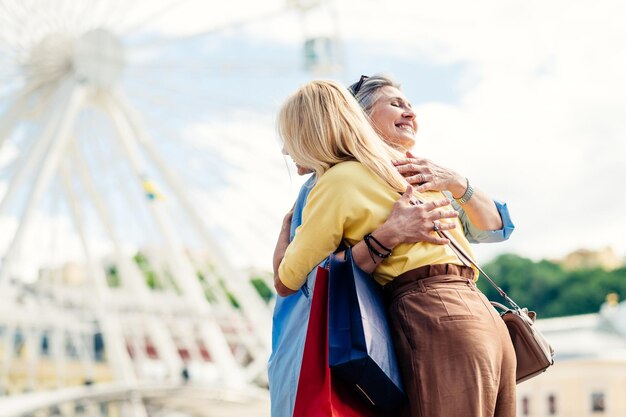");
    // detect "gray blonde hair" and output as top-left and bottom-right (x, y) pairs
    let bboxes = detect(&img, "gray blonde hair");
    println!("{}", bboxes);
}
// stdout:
(348, 74), (401, 114)
(277, 80), (413, 194)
